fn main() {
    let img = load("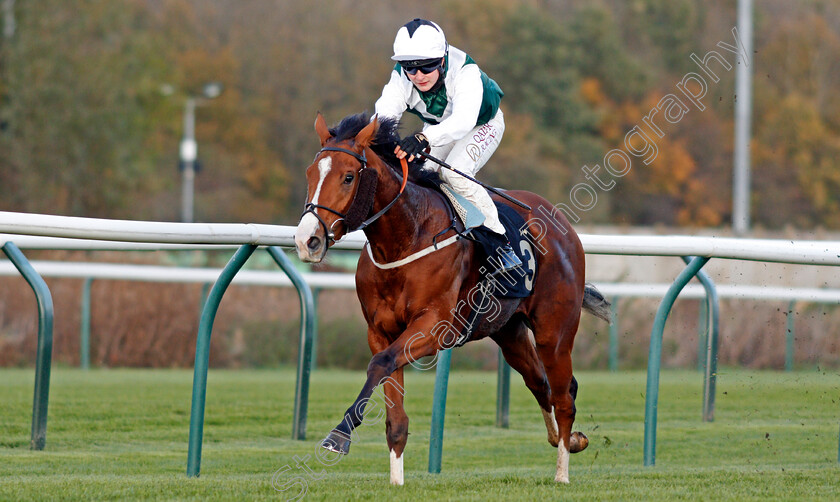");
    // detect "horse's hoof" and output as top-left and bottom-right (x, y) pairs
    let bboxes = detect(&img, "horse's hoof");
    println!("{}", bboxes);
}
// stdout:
(569, 431), (588, 453)
(321, 430), (351, 455)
